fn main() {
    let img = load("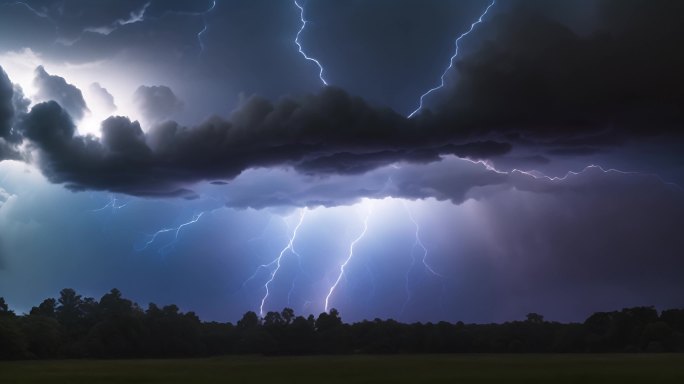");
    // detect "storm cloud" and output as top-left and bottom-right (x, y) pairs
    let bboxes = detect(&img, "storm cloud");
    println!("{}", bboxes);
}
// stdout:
(89, 82), (117, 113)
(0, 0), (683, 324)
(425, 0), (684, 142)
(0, 66), (13, 140)
(18, 87), (513, 197)
(0, 66), (22, 160)
(133, 85), (183, 124)
(33, 65), (89, 121)
(2, 0), (677, 201)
